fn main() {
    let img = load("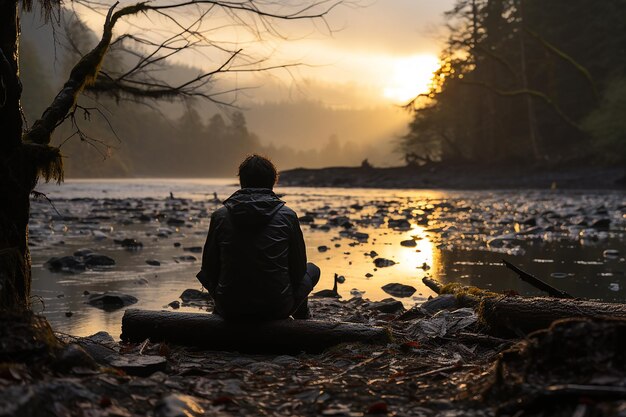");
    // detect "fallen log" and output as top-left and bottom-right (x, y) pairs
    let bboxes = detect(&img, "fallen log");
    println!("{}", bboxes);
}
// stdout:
(121, 309), (391, 353)
(480, 296), (626, 334)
